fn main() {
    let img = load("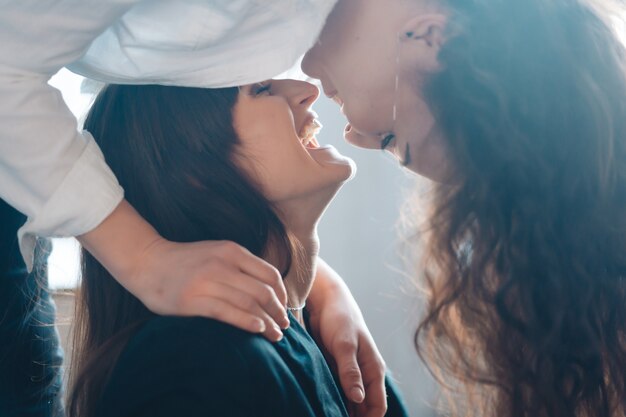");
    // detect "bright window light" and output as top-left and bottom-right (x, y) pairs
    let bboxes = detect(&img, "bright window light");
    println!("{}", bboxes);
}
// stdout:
(47, 68), (91, 290)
